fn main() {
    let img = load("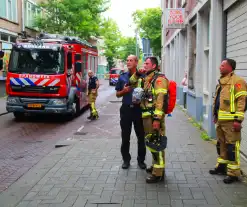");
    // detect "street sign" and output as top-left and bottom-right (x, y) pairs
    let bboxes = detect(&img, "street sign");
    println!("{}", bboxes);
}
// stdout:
(142, 38), (151, 54)
(164, 8), (185, 29)
(143, 53), (153, 59)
